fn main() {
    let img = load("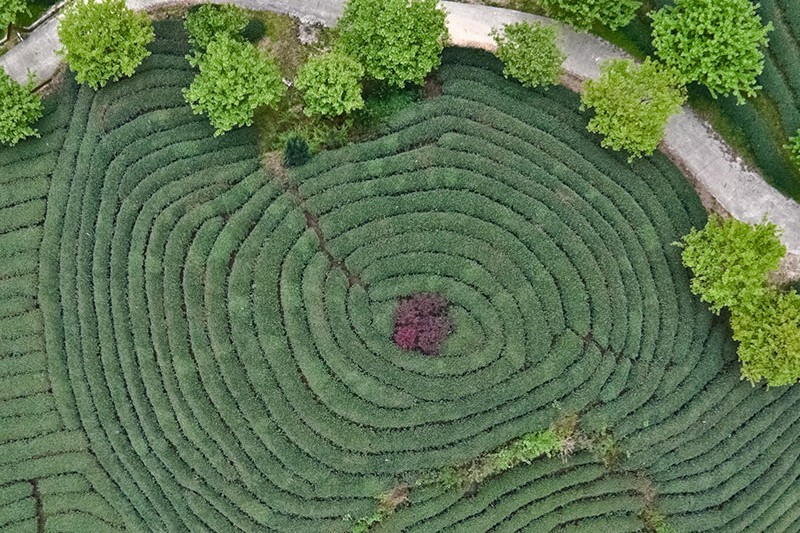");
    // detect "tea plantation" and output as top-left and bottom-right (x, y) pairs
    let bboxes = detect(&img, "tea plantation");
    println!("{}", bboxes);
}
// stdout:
(3, 20), (800, 533)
